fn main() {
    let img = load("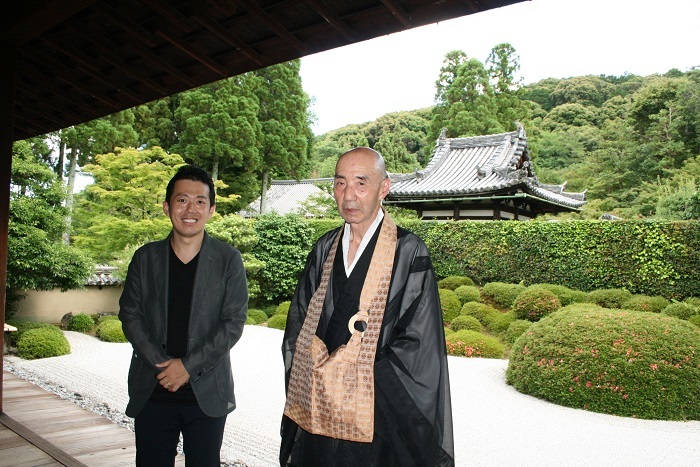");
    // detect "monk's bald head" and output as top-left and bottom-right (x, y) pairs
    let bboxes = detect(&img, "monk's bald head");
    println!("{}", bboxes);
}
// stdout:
(336, 147), (388, 179)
